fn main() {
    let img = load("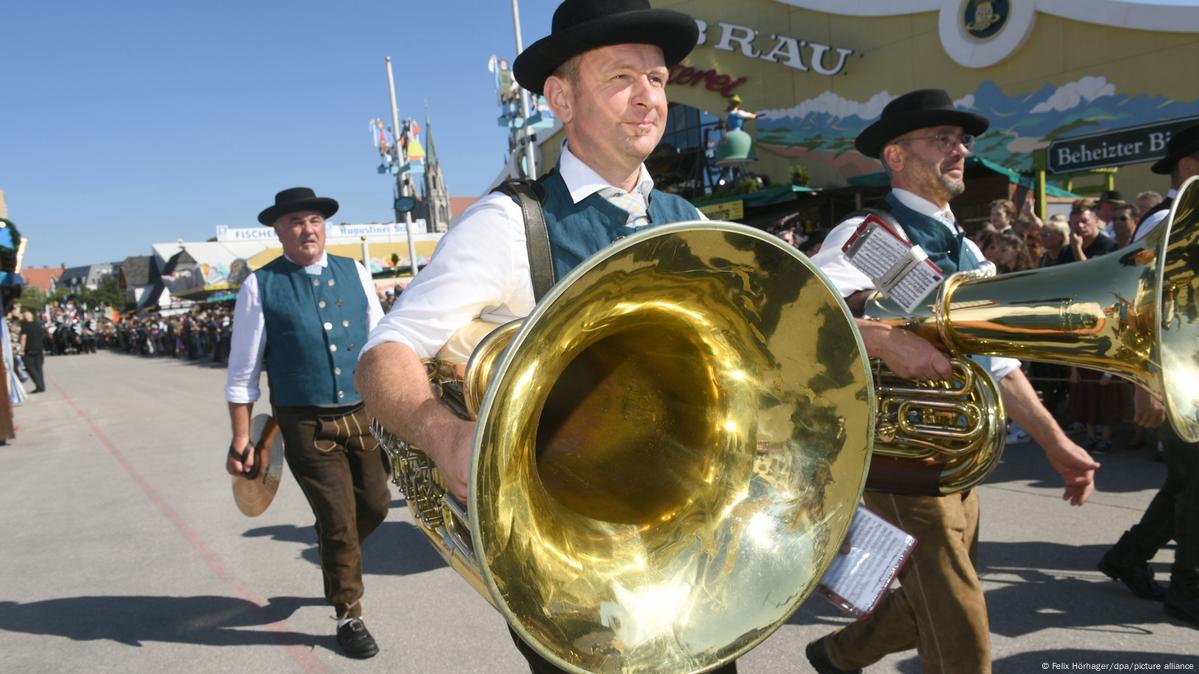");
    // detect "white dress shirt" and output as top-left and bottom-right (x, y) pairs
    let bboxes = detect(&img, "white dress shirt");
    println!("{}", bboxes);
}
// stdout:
(1133, 188), (1177, 243)
(810, 188), (1020, 380)
(225, 253), (384, 403)
(362, 145), (698, 360)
